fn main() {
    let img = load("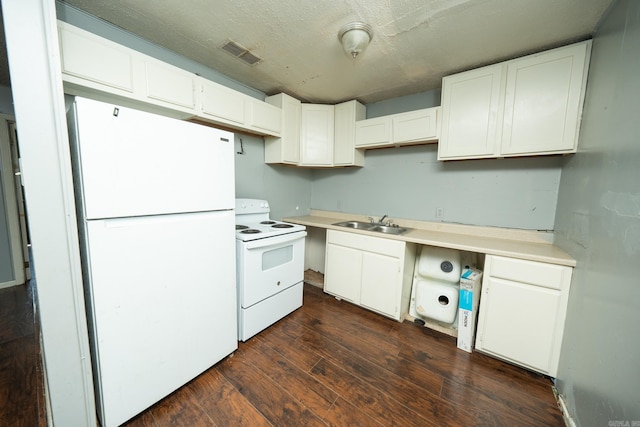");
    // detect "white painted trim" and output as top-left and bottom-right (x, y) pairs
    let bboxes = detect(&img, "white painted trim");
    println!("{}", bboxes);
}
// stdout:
(557, 392), (577, 427)
(2, 0), (97, 425)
